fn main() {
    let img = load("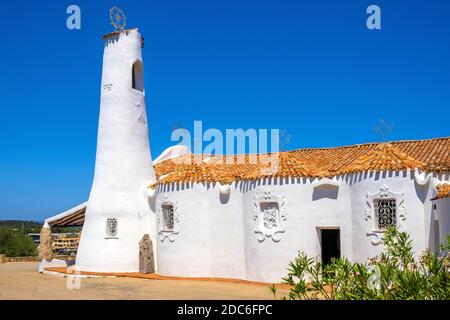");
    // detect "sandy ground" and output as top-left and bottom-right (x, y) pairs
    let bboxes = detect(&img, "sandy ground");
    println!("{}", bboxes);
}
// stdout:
(0, 262), (286, 300)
